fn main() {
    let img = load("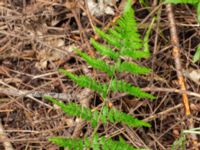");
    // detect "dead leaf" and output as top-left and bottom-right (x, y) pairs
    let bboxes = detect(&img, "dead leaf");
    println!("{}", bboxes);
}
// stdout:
(182, 69), (200, 85)
(86, 0), (118, 16)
